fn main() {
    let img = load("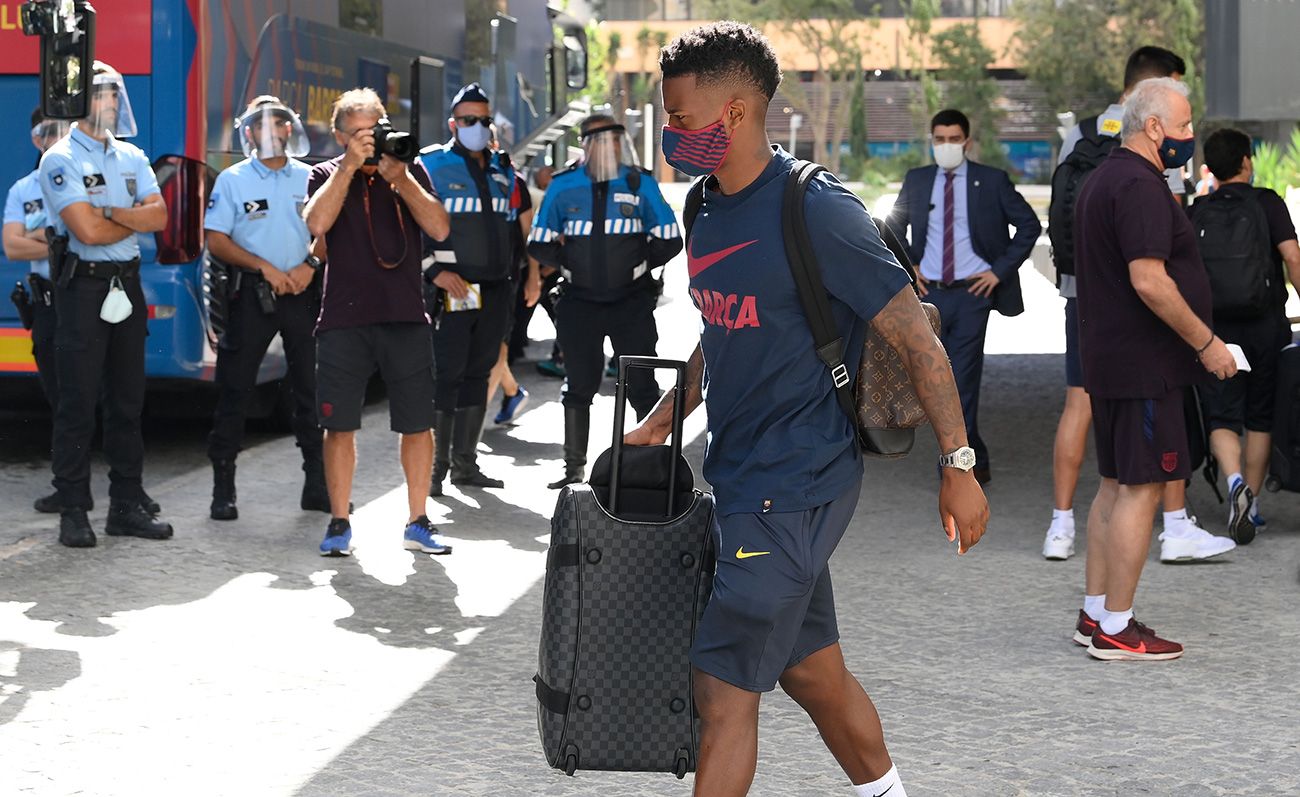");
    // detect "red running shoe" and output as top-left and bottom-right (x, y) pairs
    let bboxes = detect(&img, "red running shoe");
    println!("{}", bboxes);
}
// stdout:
(1087, 618), (1183, 661)
(1073, 610), (1098, 646)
